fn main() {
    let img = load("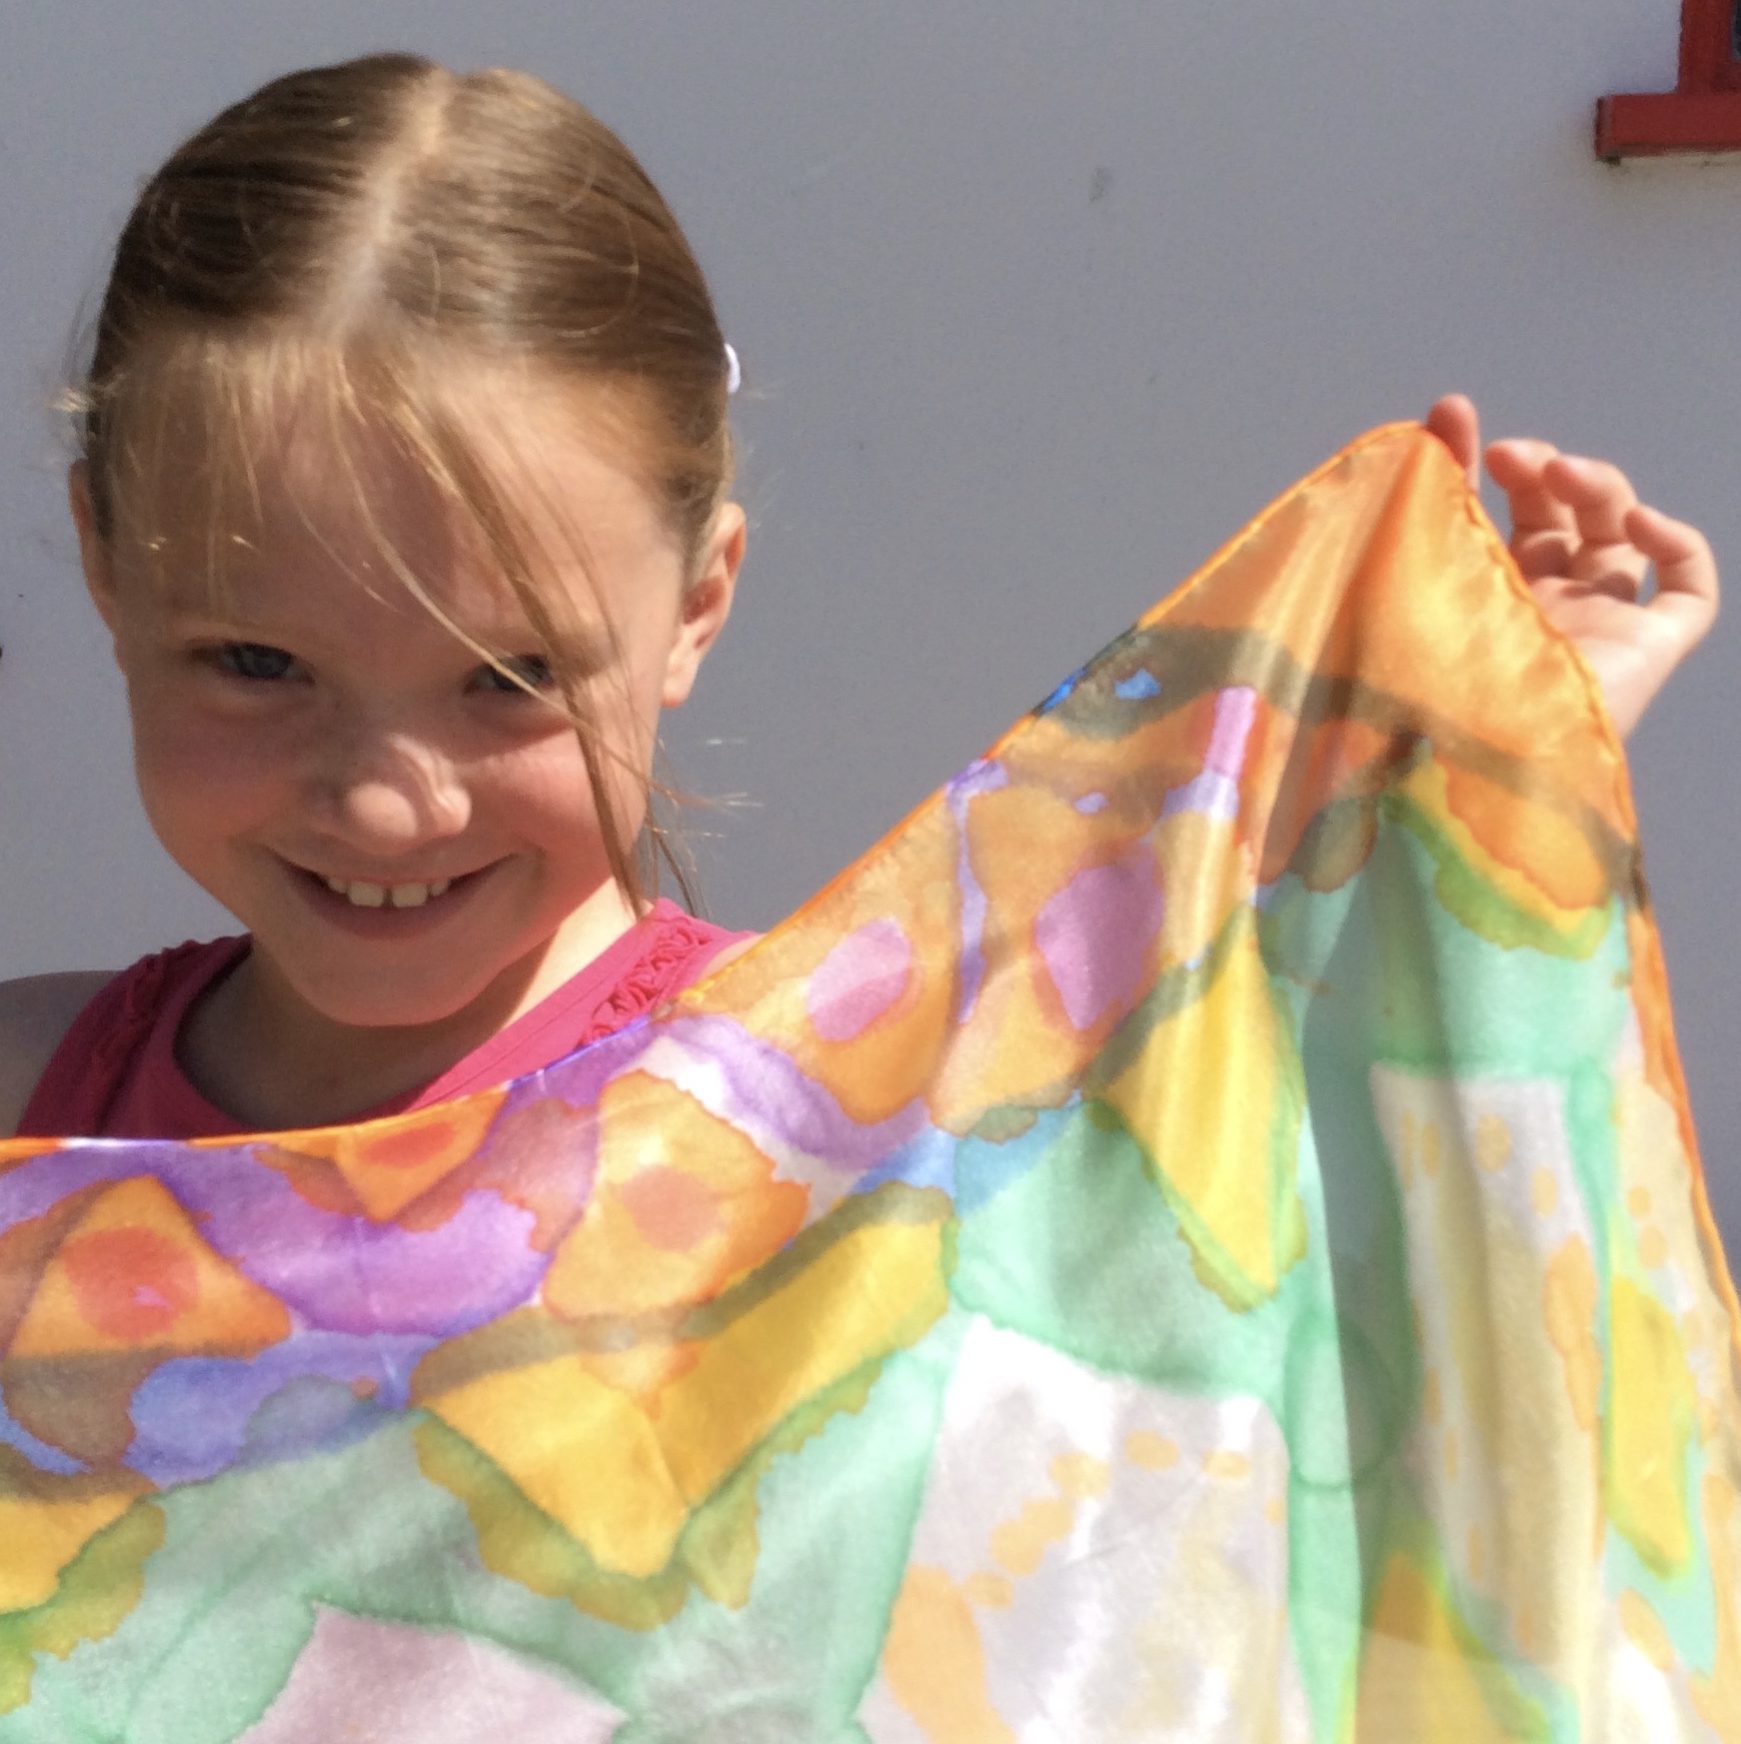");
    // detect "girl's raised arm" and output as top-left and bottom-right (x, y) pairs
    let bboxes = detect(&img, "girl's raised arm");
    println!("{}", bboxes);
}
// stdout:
(1425, 394), (1720, 740)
